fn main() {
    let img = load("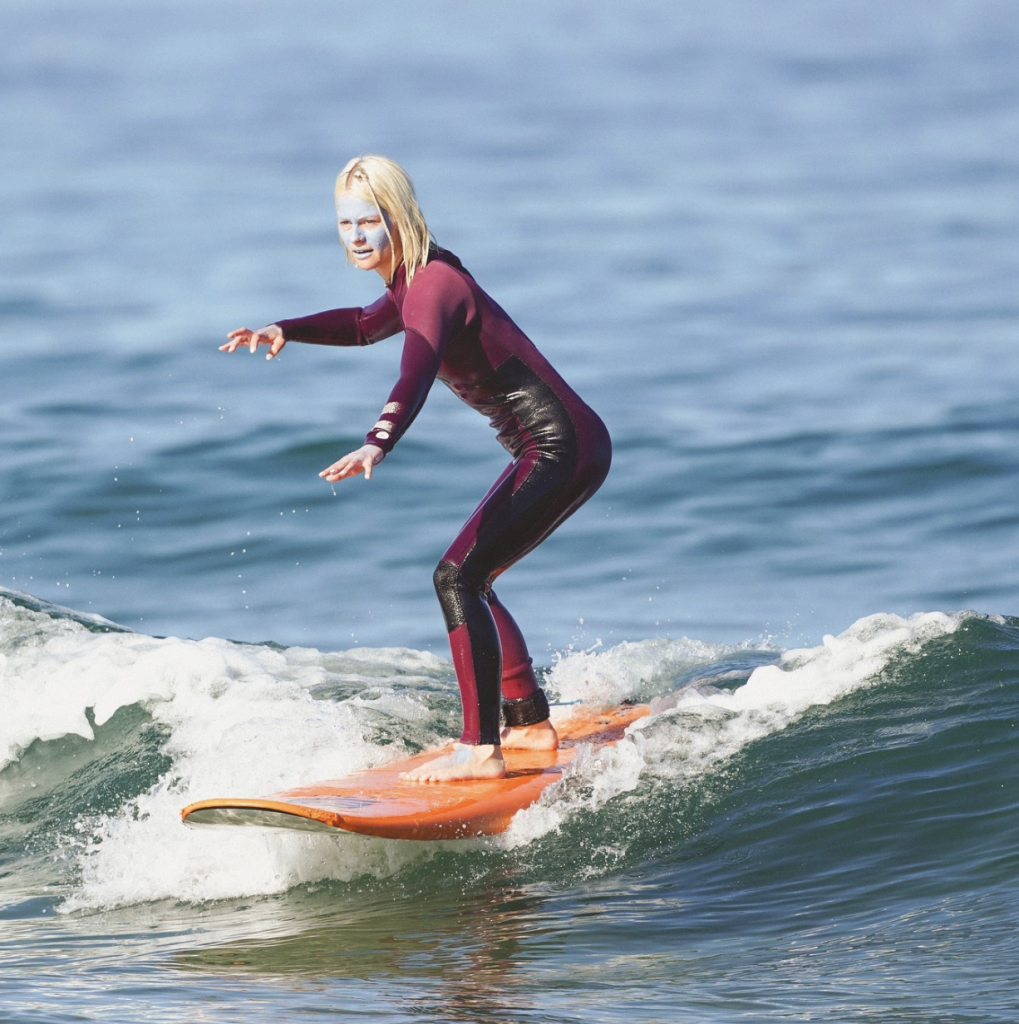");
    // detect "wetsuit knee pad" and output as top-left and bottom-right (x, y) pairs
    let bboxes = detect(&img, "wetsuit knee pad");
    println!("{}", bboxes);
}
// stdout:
(502, 688), (550, 727)
(434, 558), (490, 633)
(433, 559), (468, 632)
